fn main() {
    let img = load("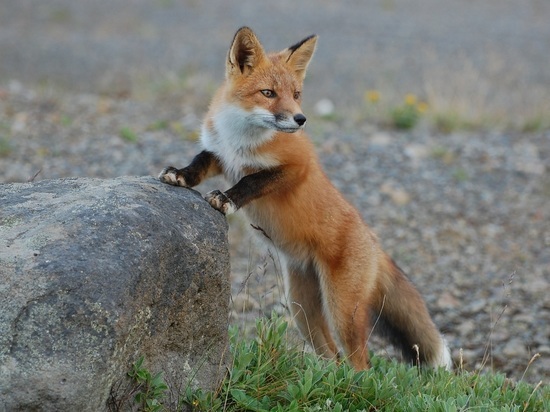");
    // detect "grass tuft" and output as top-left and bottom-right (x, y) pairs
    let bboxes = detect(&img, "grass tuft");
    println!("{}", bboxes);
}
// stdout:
(0, 137), (12, 157)
(119, 126), (139, 142)
(182, 314), (549, 411)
